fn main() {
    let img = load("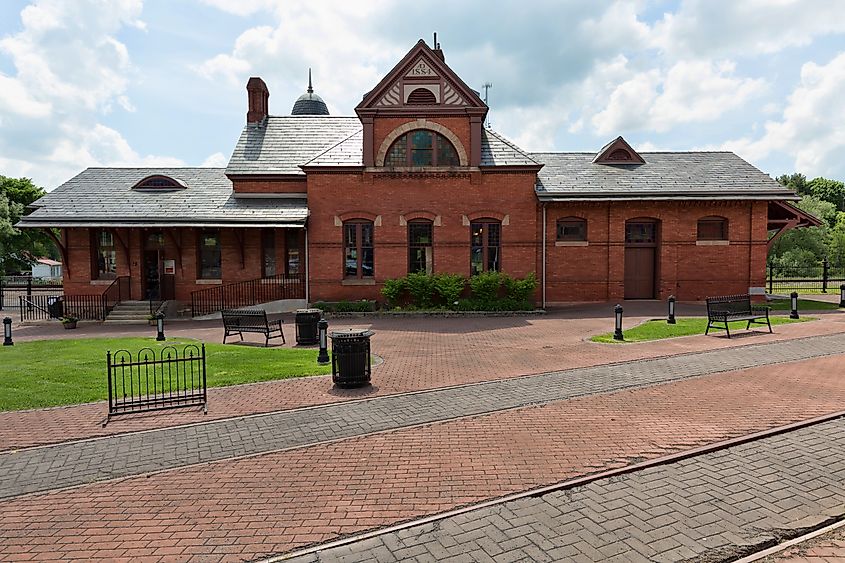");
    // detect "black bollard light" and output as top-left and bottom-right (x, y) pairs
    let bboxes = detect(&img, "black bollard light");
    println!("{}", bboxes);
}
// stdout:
(155, 312), (166, 341)
(613, 304), (624, 341)
(667, 295), (676, 324)
(840, 284), (845, 308)
(317, 318), (330, 365)
(3, 317), (12, 346)
(790, 291), (800, 320)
